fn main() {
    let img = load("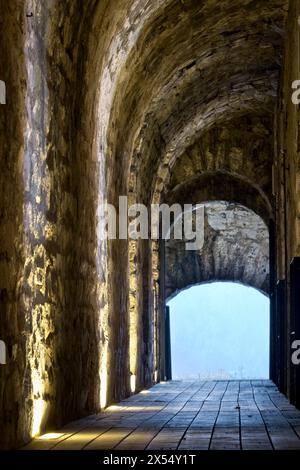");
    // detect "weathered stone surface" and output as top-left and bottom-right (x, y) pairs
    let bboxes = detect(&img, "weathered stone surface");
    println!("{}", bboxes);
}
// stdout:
(168, 115), (274, 201)
(274, 0), (300, 403)
(0, 0), (27, 449)
(166, 202), (269, 300)
(1, 0), (299, 450)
